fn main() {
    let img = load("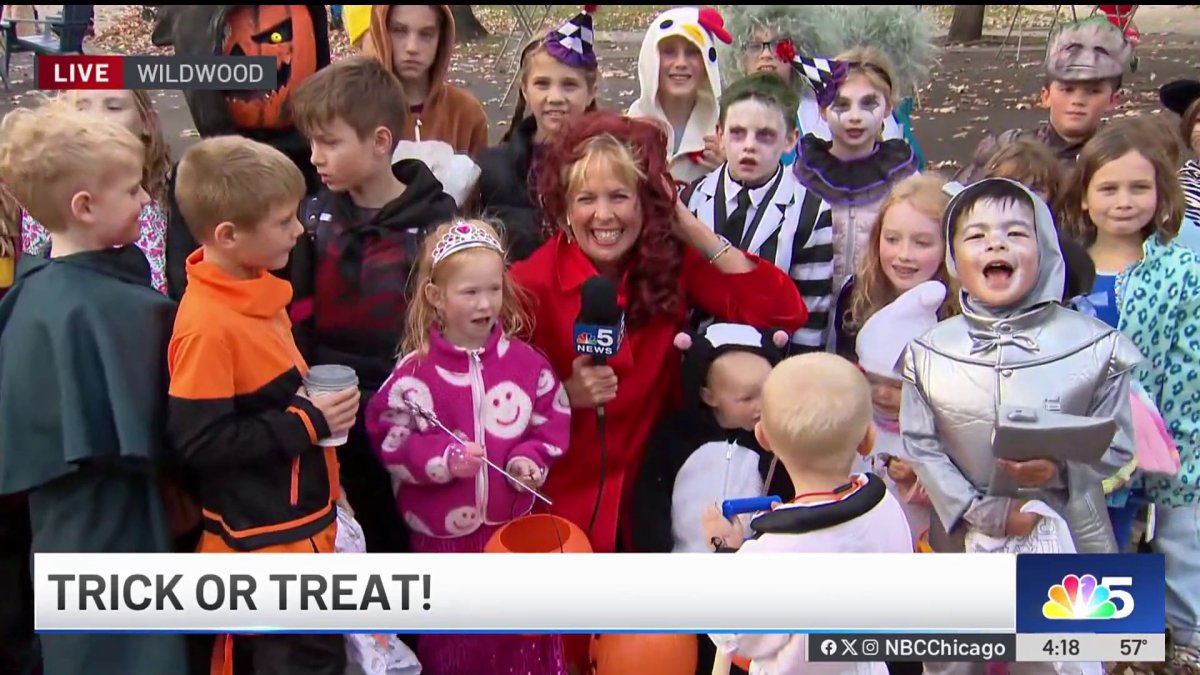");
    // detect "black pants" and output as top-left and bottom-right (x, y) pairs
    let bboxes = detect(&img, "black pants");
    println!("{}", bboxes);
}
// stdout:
(338, 404), (410, 555)
(233, 634), (346, 675)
